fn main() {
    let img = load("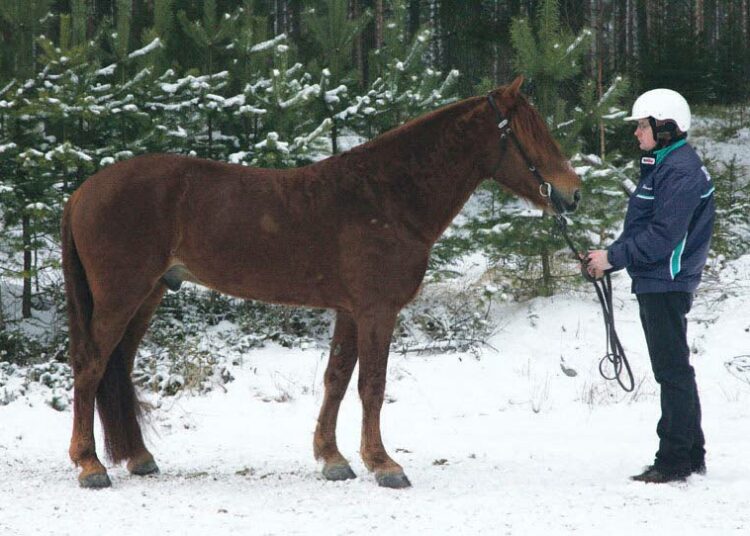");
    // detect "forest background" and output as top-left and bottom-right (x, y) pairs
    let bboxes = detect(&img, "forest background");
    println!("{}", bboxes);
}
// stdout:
(1, 0), (749, 390)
